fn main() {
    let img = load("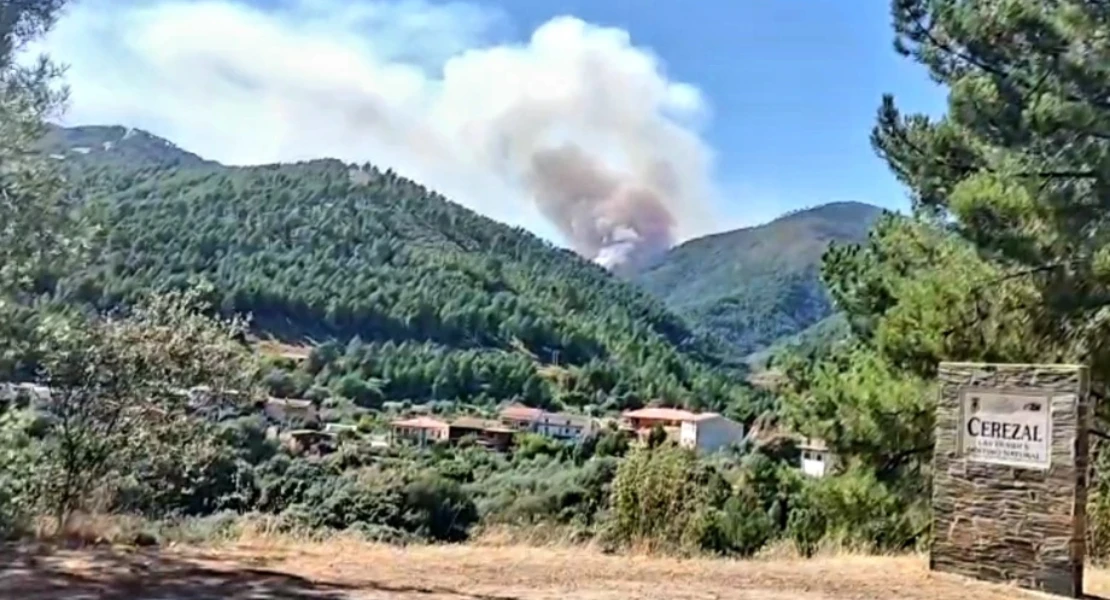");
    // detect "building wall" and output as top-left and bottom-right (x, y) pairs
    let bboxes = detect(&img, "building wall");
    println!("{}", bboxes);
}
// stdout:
(691, 416), (744, 453)
(393, 425), (447, 445)
(503, 411), (593, 441)
(538, 418), (589, 440)
(801, 453), (829, 477)
(679, 421), (698, 448)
